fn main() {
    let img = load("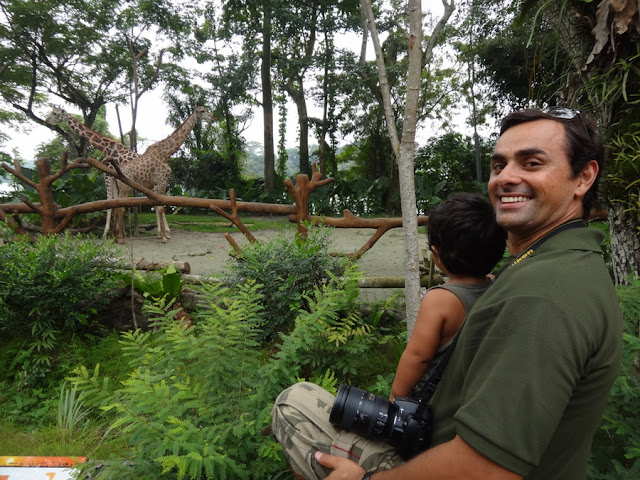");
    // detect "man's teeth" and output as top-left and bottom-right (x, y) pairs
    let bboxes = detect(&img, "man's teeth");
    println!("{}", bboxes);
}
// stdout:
(502, 196), (529, 203)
